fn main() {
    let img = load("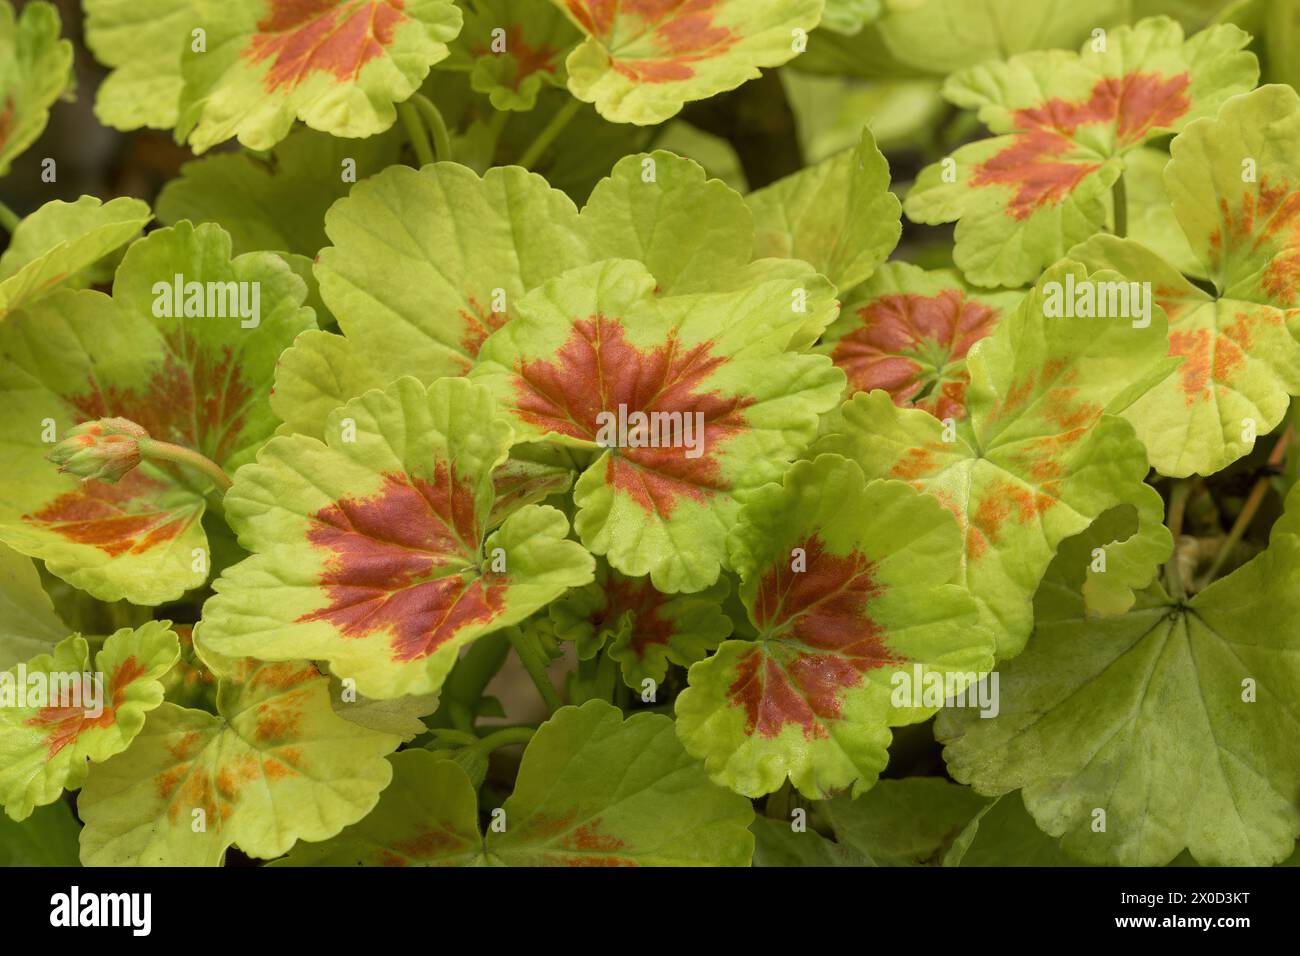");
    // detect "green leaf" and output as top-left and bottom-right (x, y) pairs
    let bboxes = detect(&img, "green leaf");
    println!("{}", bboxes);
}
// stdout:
(818, 261), (1022, 418)
(0, 221), (314, 604)
(443, 0), (581, 111)
(471, 258), (844, 592)
(0, 0), (72, 175)
(200, 376), (594, 700)
(816, 260), (1176, 658)
(488, 700), (754, 865)
(175, 0), (463, 152)
(78, 658), (400, 865)
(750, 816), (872, 866)
(904, 17), (1256, 287)
(948, 792), (1088, 866)
(0, 622), (179, 821)
(83, 0), (192, 131)
(156, 126), (402, 259)
(275, 750), (482, 865)
(824, 776), (989, 865)
(281, 701), (755, 866)
(549, 559), (732, 689)
(674, 455), (991, 798)
(0, 196), (151, 318)
(819, 0), (880, 34)
(329, 678), (440, 741)
(556, 0), (824, 125)
(0, 798), (81, 866)
(578, 149), (753, 296)
(1073, 92), (1300, 479)
(937, 518), (1300, 866)
(0, 542), (65, 669)
(746, 126), (900, 294)
(1125, 145), (1204, 279)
